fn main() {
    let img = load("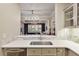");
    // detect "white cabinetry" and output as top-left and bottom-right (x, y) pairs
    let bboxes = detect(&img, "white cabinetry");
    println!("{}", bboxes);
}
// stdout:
(64, 4), (74, 27)
(64, 3), (79, 28)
